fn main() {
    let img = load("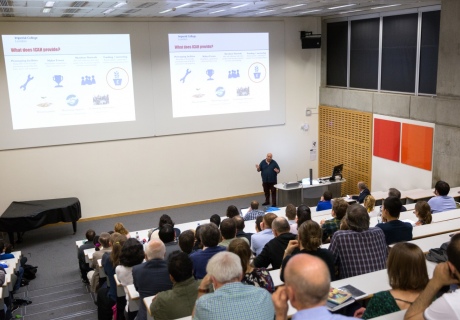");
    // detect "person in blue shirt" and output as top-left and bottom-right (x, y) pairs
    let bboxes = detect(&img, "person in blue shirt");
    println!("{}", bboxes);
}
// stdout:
(272, 254), (357, 320)
(316, 190), (333, 211)
(376, 196), (413, 245)
(427, 180), (457, 213)
(255, 153), (280, 207)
